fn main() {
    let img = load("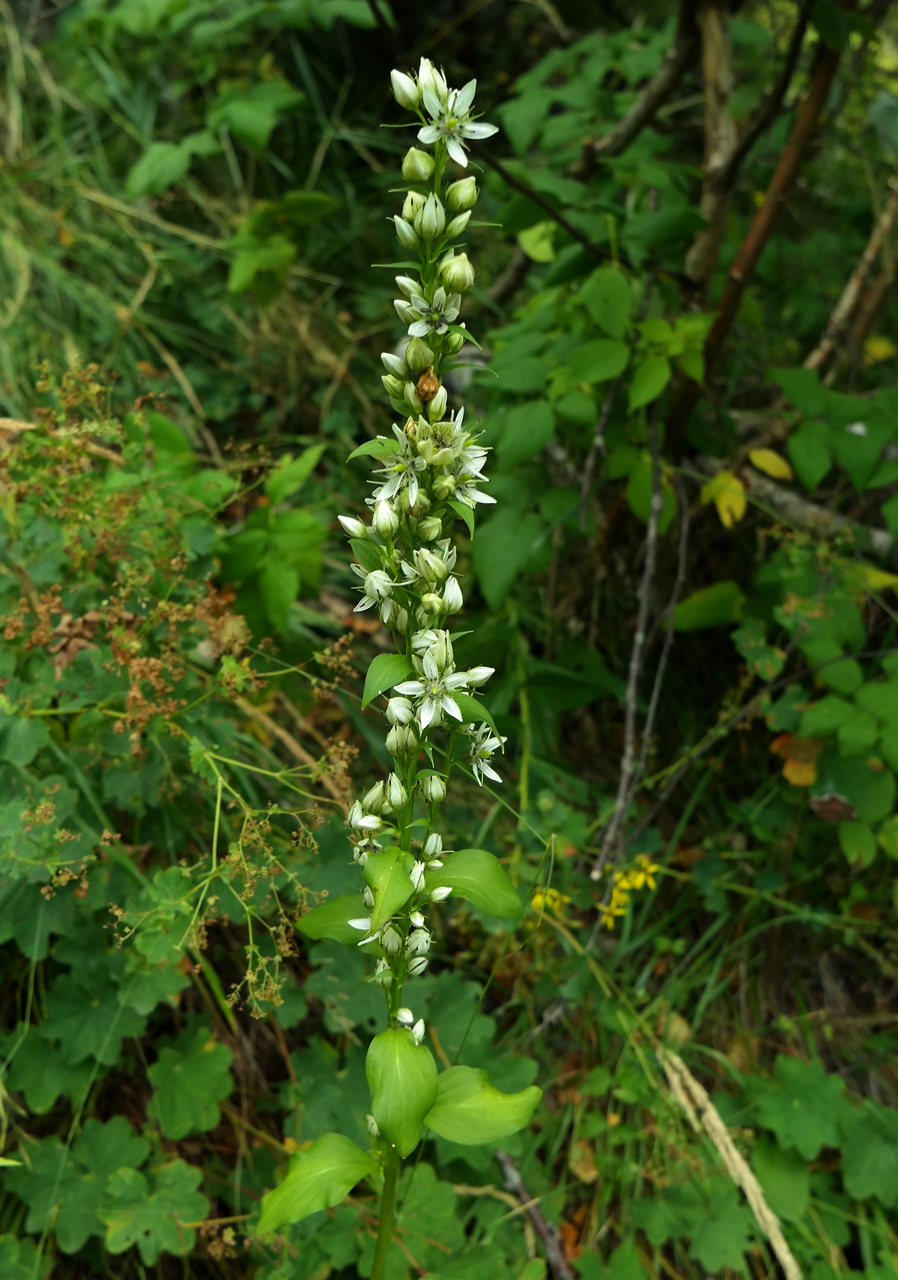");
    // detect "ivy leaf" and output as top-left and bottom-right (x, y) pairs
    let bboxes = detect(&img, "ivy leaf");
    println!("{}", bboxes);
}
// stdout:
(424, 848), (522, 919)
(257, 1133), (378, 1232)
(424, 1065), (540, 1144)
(748, 1054), (849, 1159)
(362, 653), (413, 709)
(700, 470), (746, 527)
(100, 1160), (209, 1264)
(147, 1025), (233, 1139)
(366, 1028), (438, 1157)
